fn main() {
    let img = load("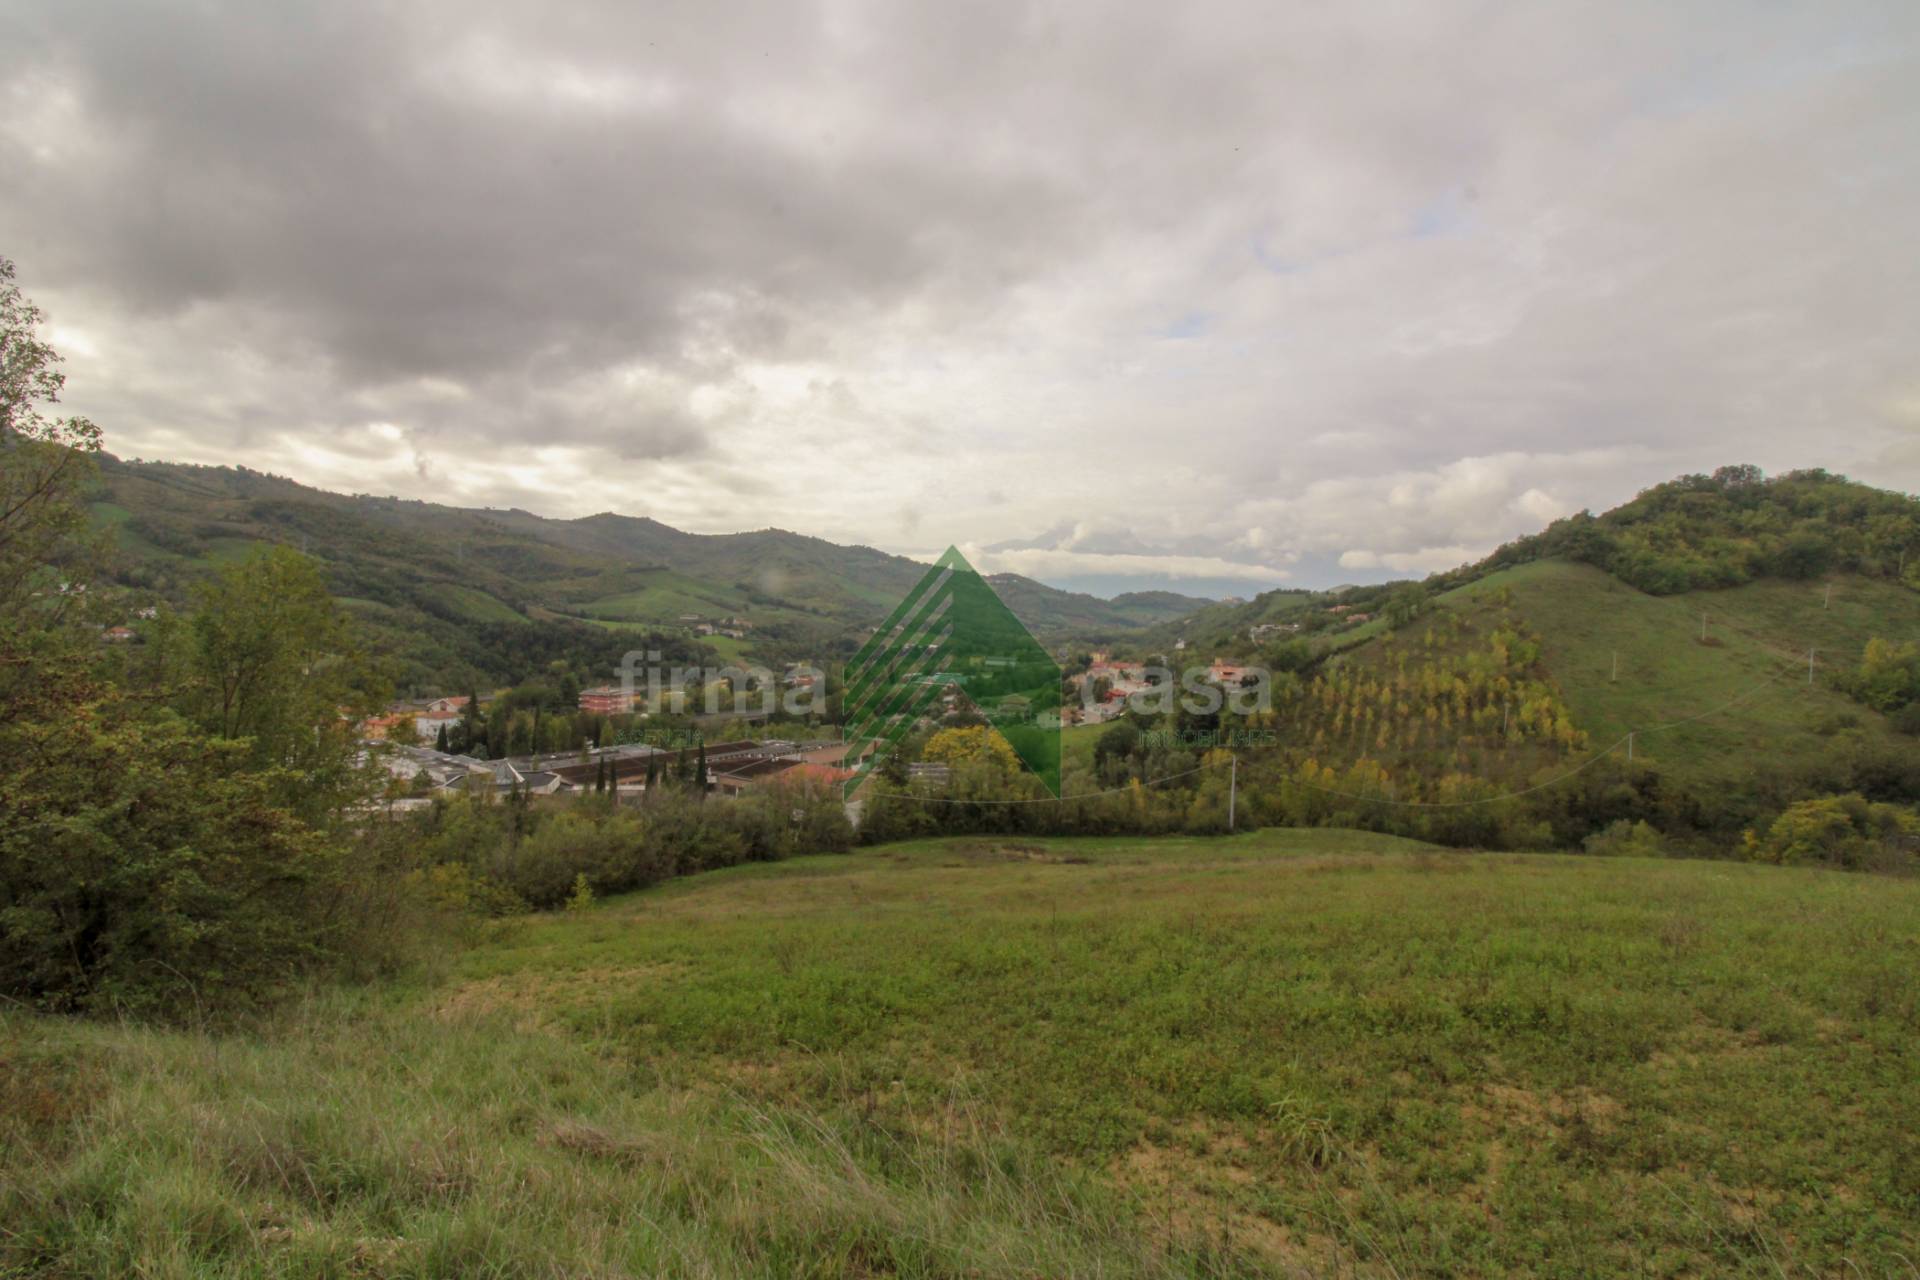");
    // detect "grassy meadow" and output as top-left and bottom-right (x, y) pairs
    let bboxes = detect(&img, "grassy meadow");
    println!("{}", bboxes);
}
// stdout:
(5, 830), (1918, 1278)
